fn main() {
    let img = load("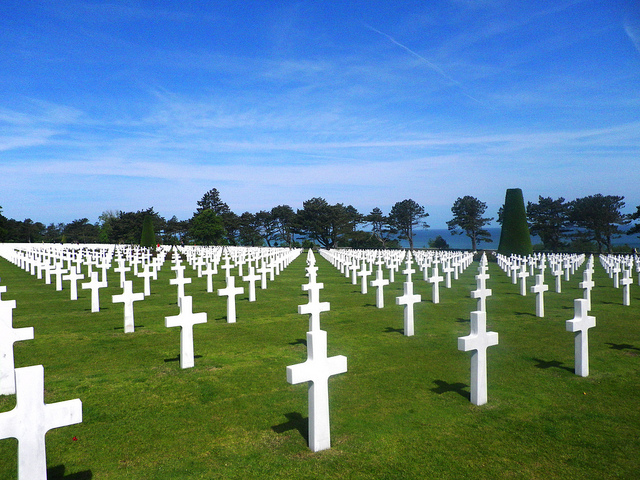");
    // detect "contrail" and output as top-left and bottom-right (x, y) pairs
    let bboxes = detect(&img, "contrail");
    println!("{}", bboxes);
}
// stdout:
(364, 23), (484, 104)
